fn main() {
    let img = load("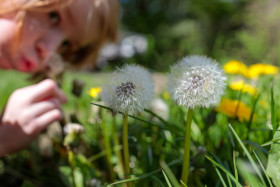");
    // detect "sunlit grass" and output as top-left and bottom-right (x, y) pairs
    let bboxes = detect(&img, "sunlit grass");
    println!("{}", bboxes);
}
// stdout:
(1, 65), (280, 186)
